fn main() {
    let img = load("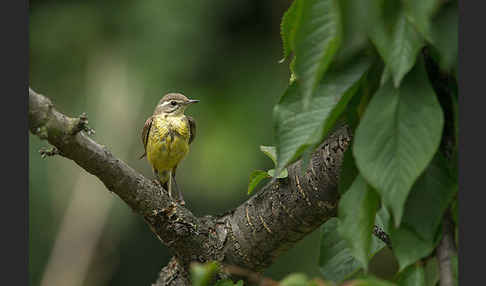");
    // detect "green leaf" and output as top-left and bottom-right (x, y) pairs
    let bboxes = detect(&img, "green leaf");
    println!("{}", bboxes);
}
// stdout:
(403, 0), (441, 41)
(293, 0), (342, 108)
(424, 257), (439, 286)
(347, 276), (397, 286)
(247, 170), (271, 195)
(401, 154), (457, 242)
(318, 218), (385, 283)
(370, 4), (424, 87)
(274, 55), (371, 176)
(280, 0), (300, 62)
(280, 273), (309, 286)
(338, 176), (380, 271)
(338, 146), (358, 195)
(353, 59), (444, 226)
(390, 226), (436, 271)
(260, 145), (277, 166)
(267, 168), (288, 179)
(191, 262), (220, 286)
(213, 279), (244, 286)
(396, 263), (426, 286)
(430, 2), (458, 72)
(451, 199), (457, 225)
(451, 254), (458, 286)
(336, 0), (379, 62)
